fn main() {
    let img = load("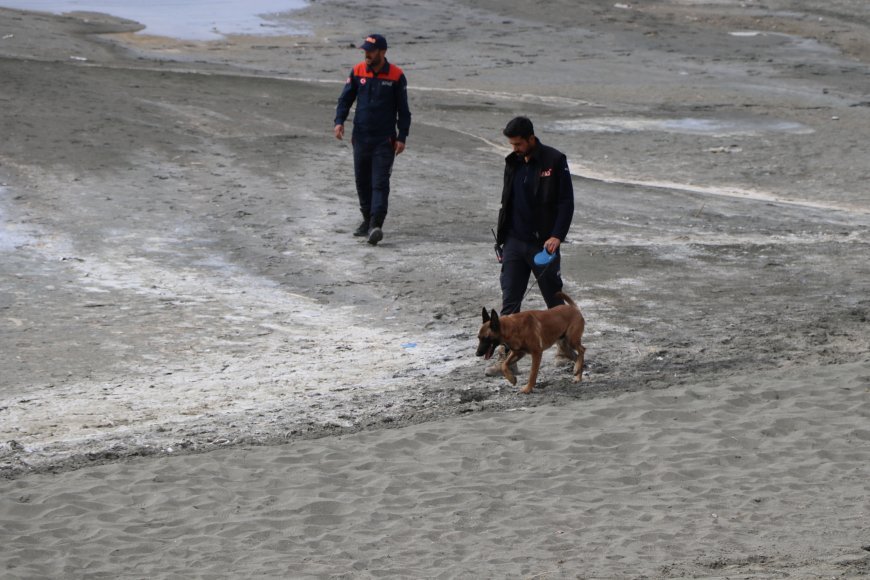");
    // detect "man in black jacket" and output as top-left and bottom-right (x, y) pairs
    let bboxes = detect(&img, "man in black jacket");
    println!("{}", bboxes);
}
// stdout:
(487, 116), (575, 375)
